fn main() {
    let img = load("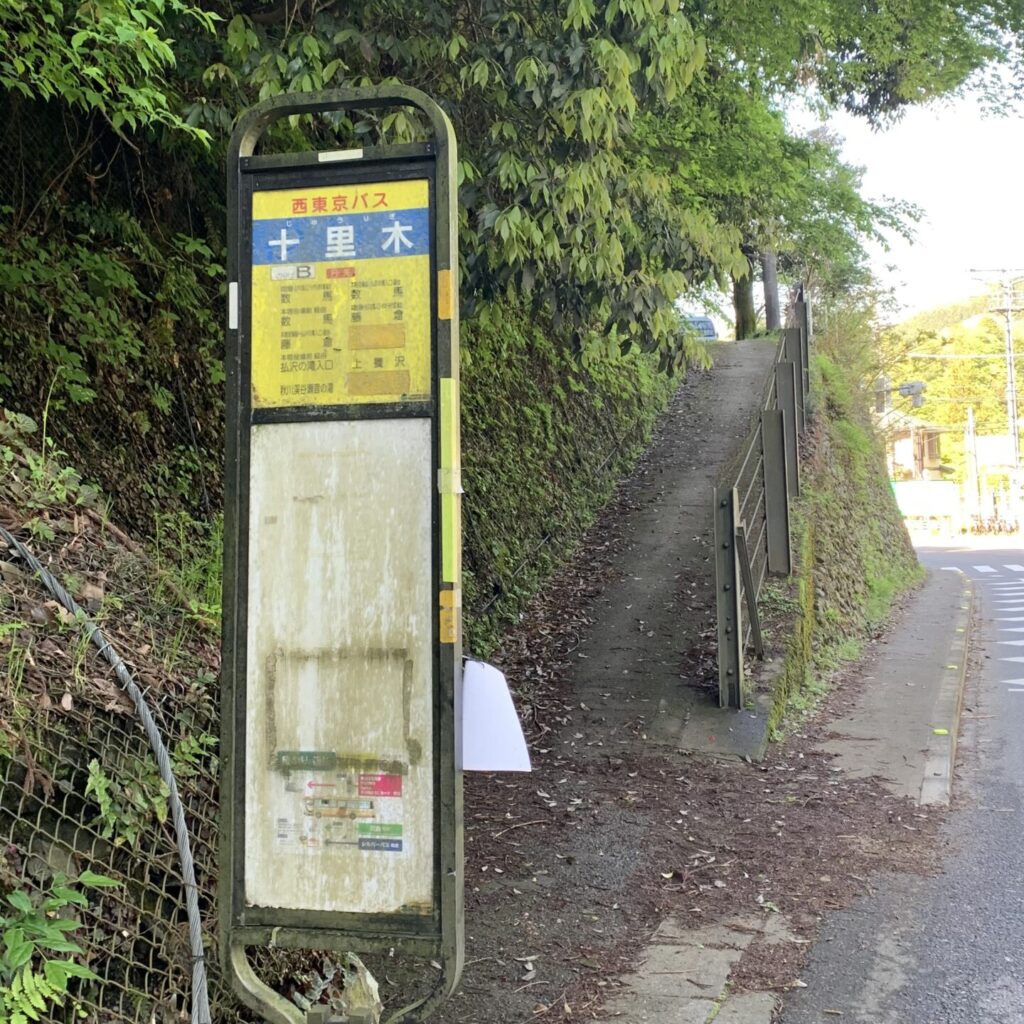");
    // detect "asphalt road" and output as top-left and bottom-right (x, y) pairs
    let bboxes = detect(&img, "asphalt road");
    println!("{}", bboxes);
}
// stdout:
(779, 541), (1024, 1024)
